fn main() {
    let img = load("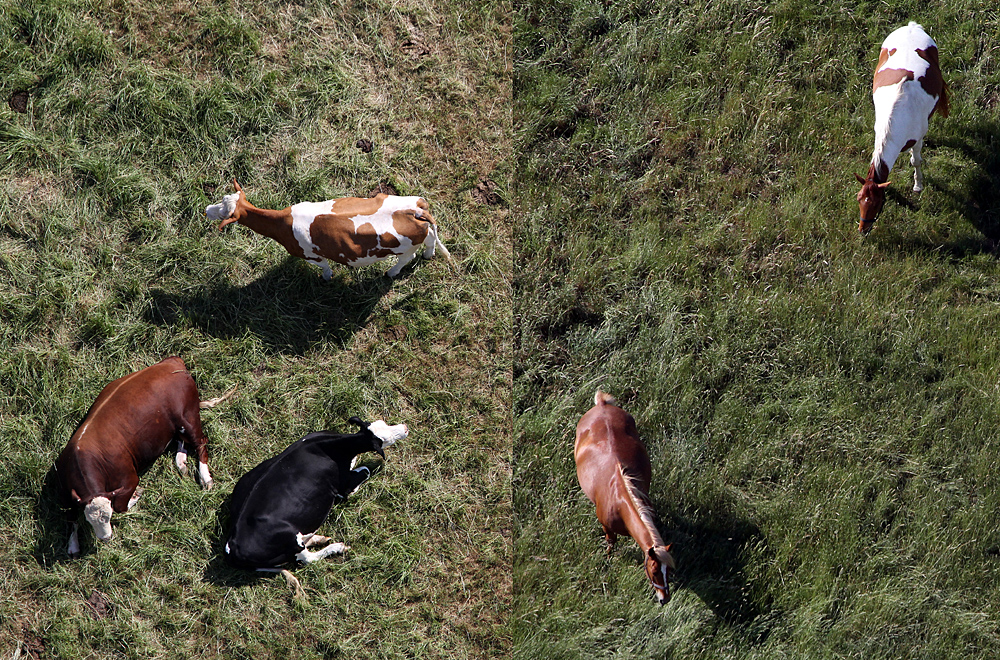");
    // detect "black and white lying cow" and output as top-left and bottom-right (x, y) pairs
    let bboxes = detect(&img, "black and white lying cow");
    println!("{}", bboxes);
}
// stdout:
(223, 417), (407, 573)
